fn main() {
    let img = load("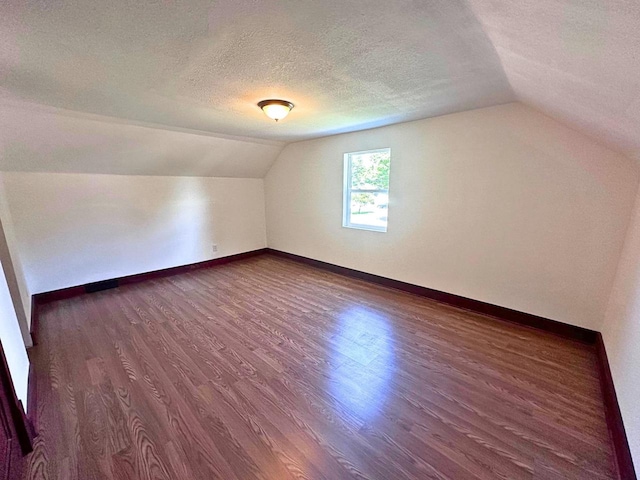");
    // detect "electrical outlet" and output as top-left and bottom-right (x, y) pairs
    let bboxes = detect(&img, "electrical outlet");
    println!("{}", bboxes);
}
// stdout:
(212, 244), (218, 253)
